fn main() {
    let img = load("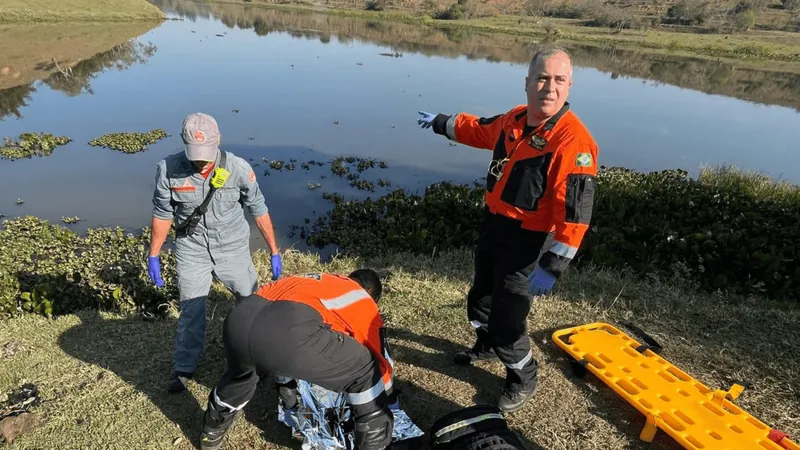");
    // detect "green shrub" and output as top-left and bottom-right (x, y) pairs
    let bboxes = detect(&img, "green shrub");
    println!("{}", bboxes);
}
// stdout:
(303, 166), (800, 302)
(663, 0), (711, 26)
(0, 216), (177, 319)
